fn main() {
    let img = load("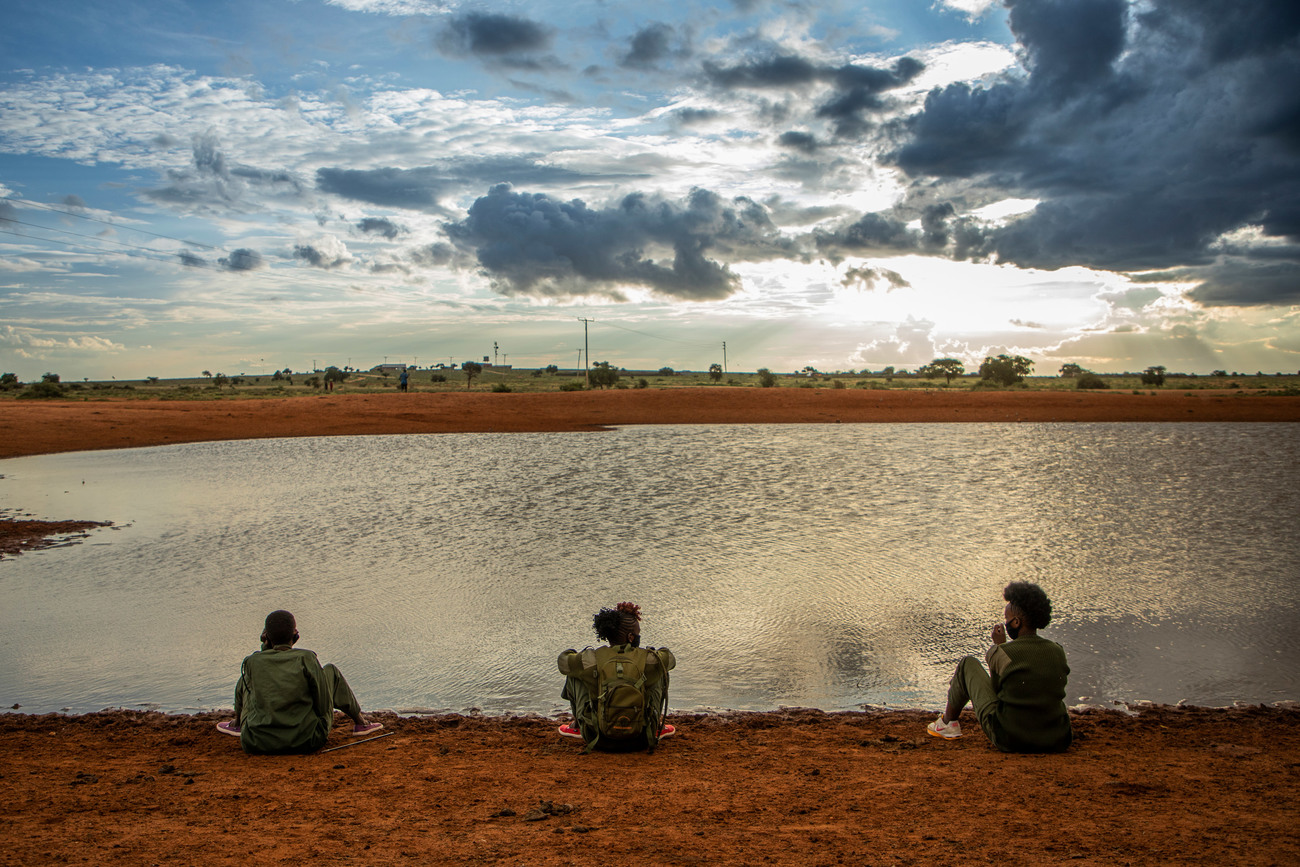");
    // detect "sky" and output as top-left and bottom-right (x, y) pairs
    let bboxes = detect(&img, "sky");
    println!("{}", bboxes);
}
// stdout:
(1, 0), (1298, 380)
